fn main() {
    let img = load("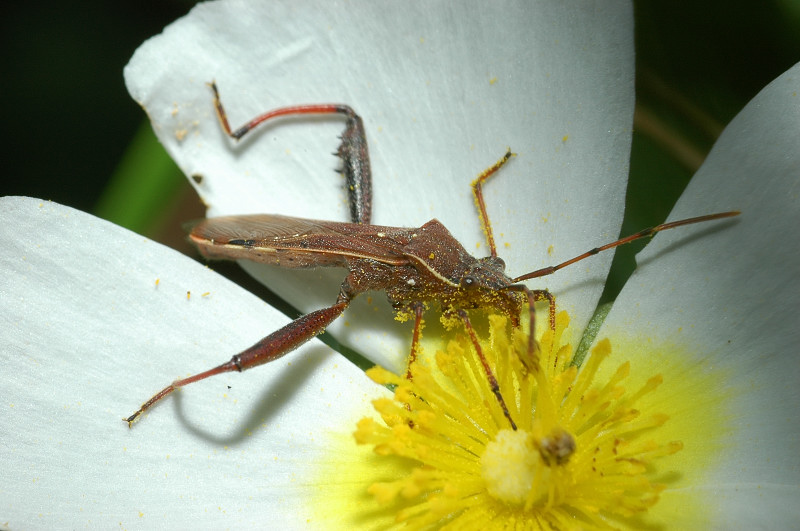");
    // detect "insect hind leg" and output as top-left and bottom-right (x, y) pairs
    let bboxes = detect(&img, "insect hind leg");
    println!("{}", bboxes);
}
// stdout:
(124, 298), (350, 427)
(208, 81), (373, 224)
